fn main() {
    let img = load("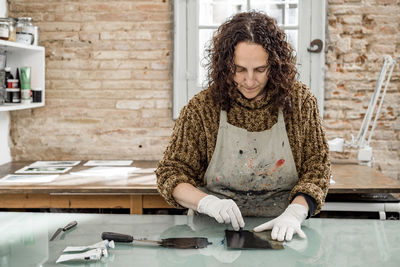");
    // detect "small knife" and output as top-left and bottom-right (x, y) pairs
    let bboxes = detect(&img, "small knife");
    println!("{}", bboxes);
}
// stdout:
(50, 221), (78, 241)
